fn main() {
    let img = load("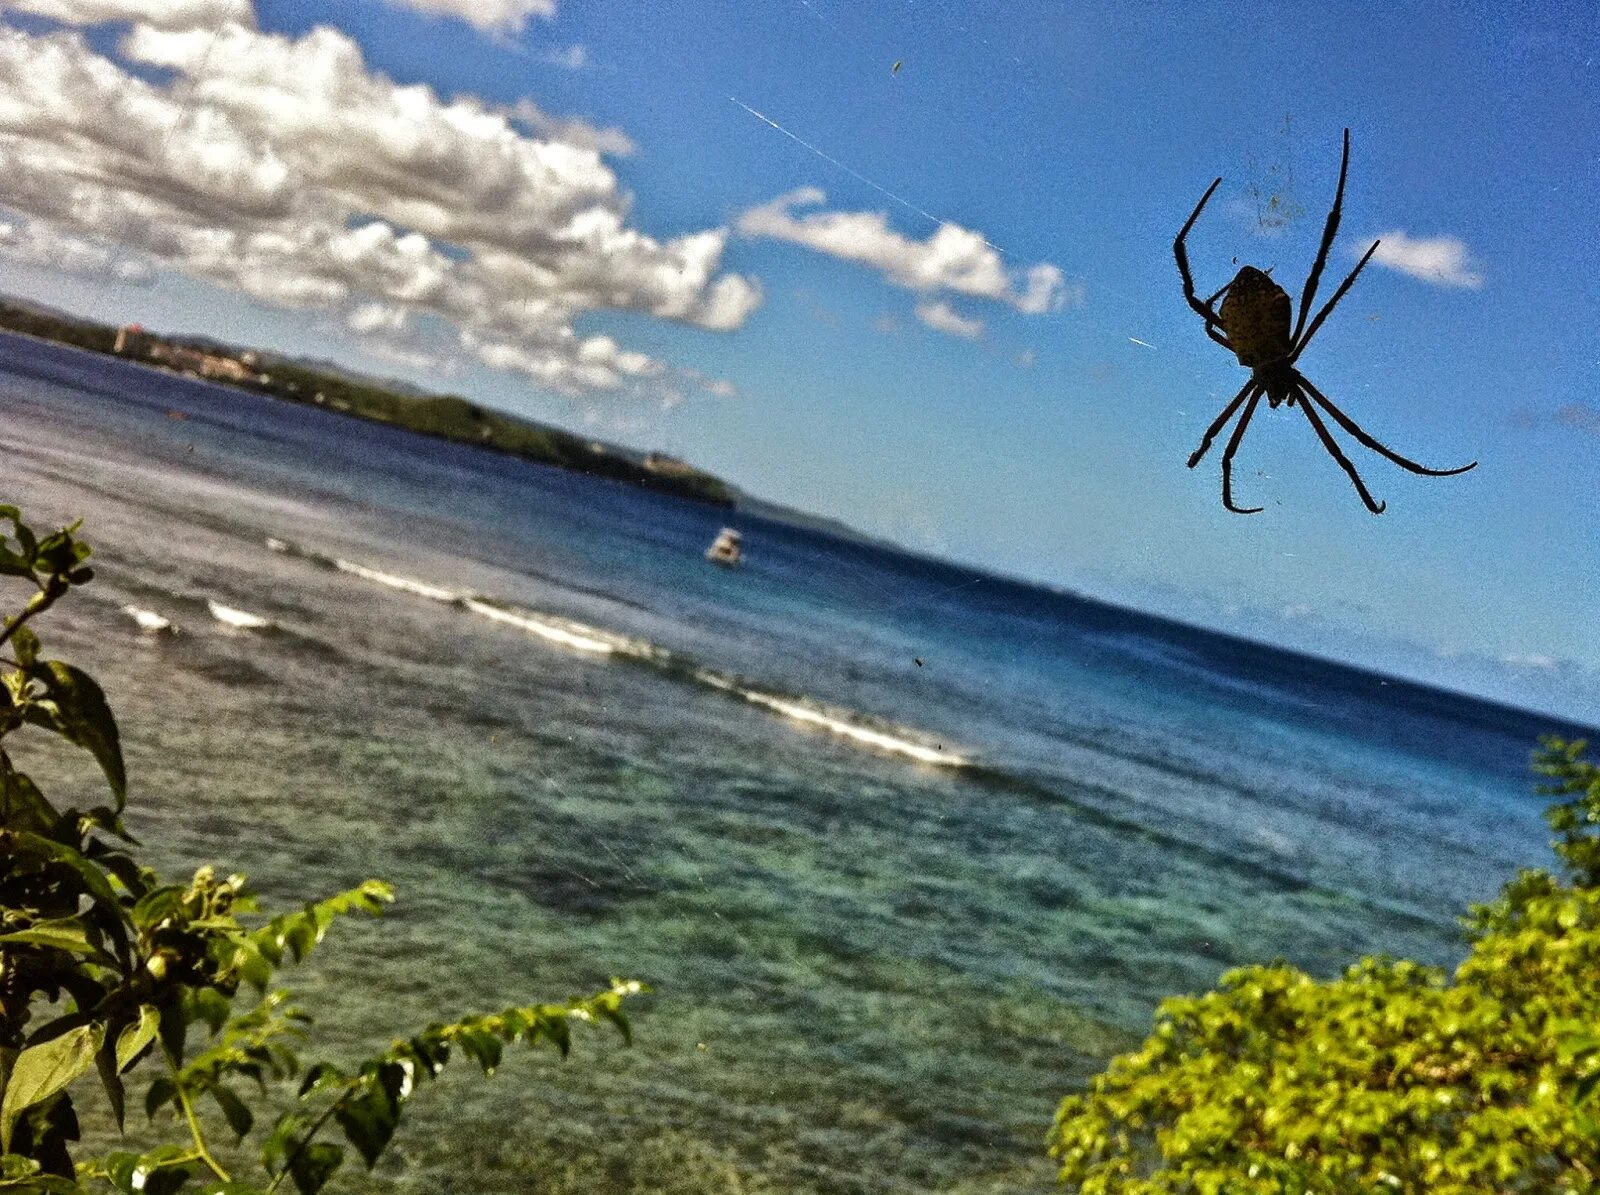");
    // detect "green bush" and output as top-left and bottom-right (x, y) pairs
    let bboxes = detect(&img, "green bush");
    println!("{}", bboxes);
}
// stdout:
(1051, 738), (1600, 1193)
(0, 506), (643, 1193)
